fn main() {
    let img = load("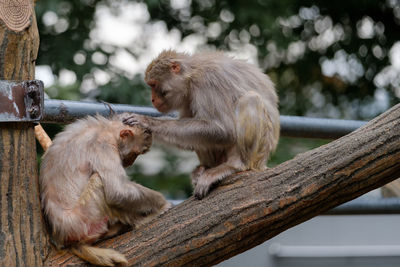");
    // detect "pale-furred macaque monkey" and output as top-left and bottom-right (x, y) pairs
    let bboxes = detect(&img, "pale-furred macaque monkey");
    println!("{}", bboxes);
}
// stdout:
(40, 114), (170, 266)
(123, 50), (280, 199)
